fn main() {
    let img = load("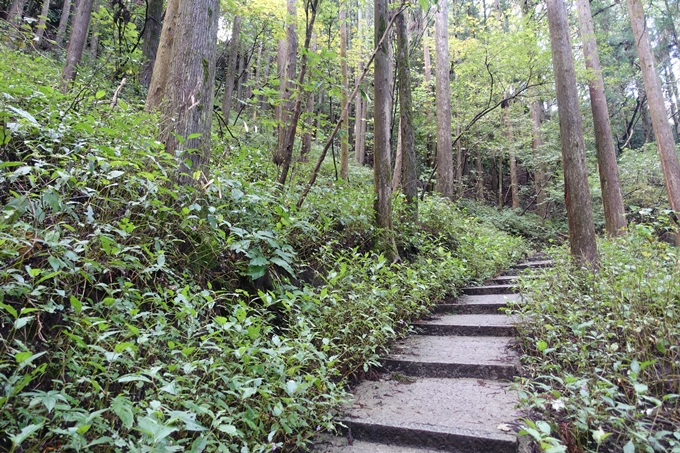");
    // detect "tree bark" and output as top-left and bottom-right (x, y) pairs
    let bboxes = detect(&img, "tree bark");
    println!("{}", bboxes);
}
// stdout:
(530, 99), (549, 219)
(423, 8), (432, 85)
(547, 0), (599, 265)
(159, 0), (219, 185)
(145, 0), (179, 111)
(575, 0), (626, 236)
(140, 0), (164, 87)
(340, 5), (350, 180)
(274, 0), (297, 166)
(435, 0), (453, 199)
(55, 0), (72, 47)
(628, 0), (680, 244)
(354, 8), (366, 165)
(60, 0), (95, 91)
(503, 100), (519, 208)
(301, 37), (317, 161)
(252, 39), (263, 121)
(8, 0), (26, 26)
(236, 40), (245, 109)
(221, 16), (241, 124)
(34, 0), (51, 46)
(396, 10), (417, 220)
(374, 0), (399, 261)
